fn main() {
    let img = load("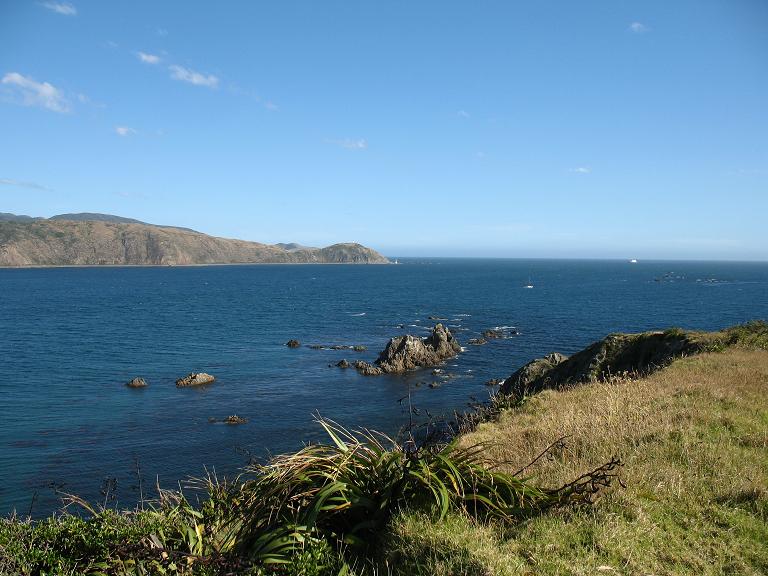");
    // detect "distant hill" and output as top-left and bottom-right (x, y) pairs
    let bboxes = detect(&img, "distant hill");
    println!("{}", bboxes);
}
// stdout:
(0, 213), (389, 266)
(0, 212), (41, 223)
(49, 213), (148, 225)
